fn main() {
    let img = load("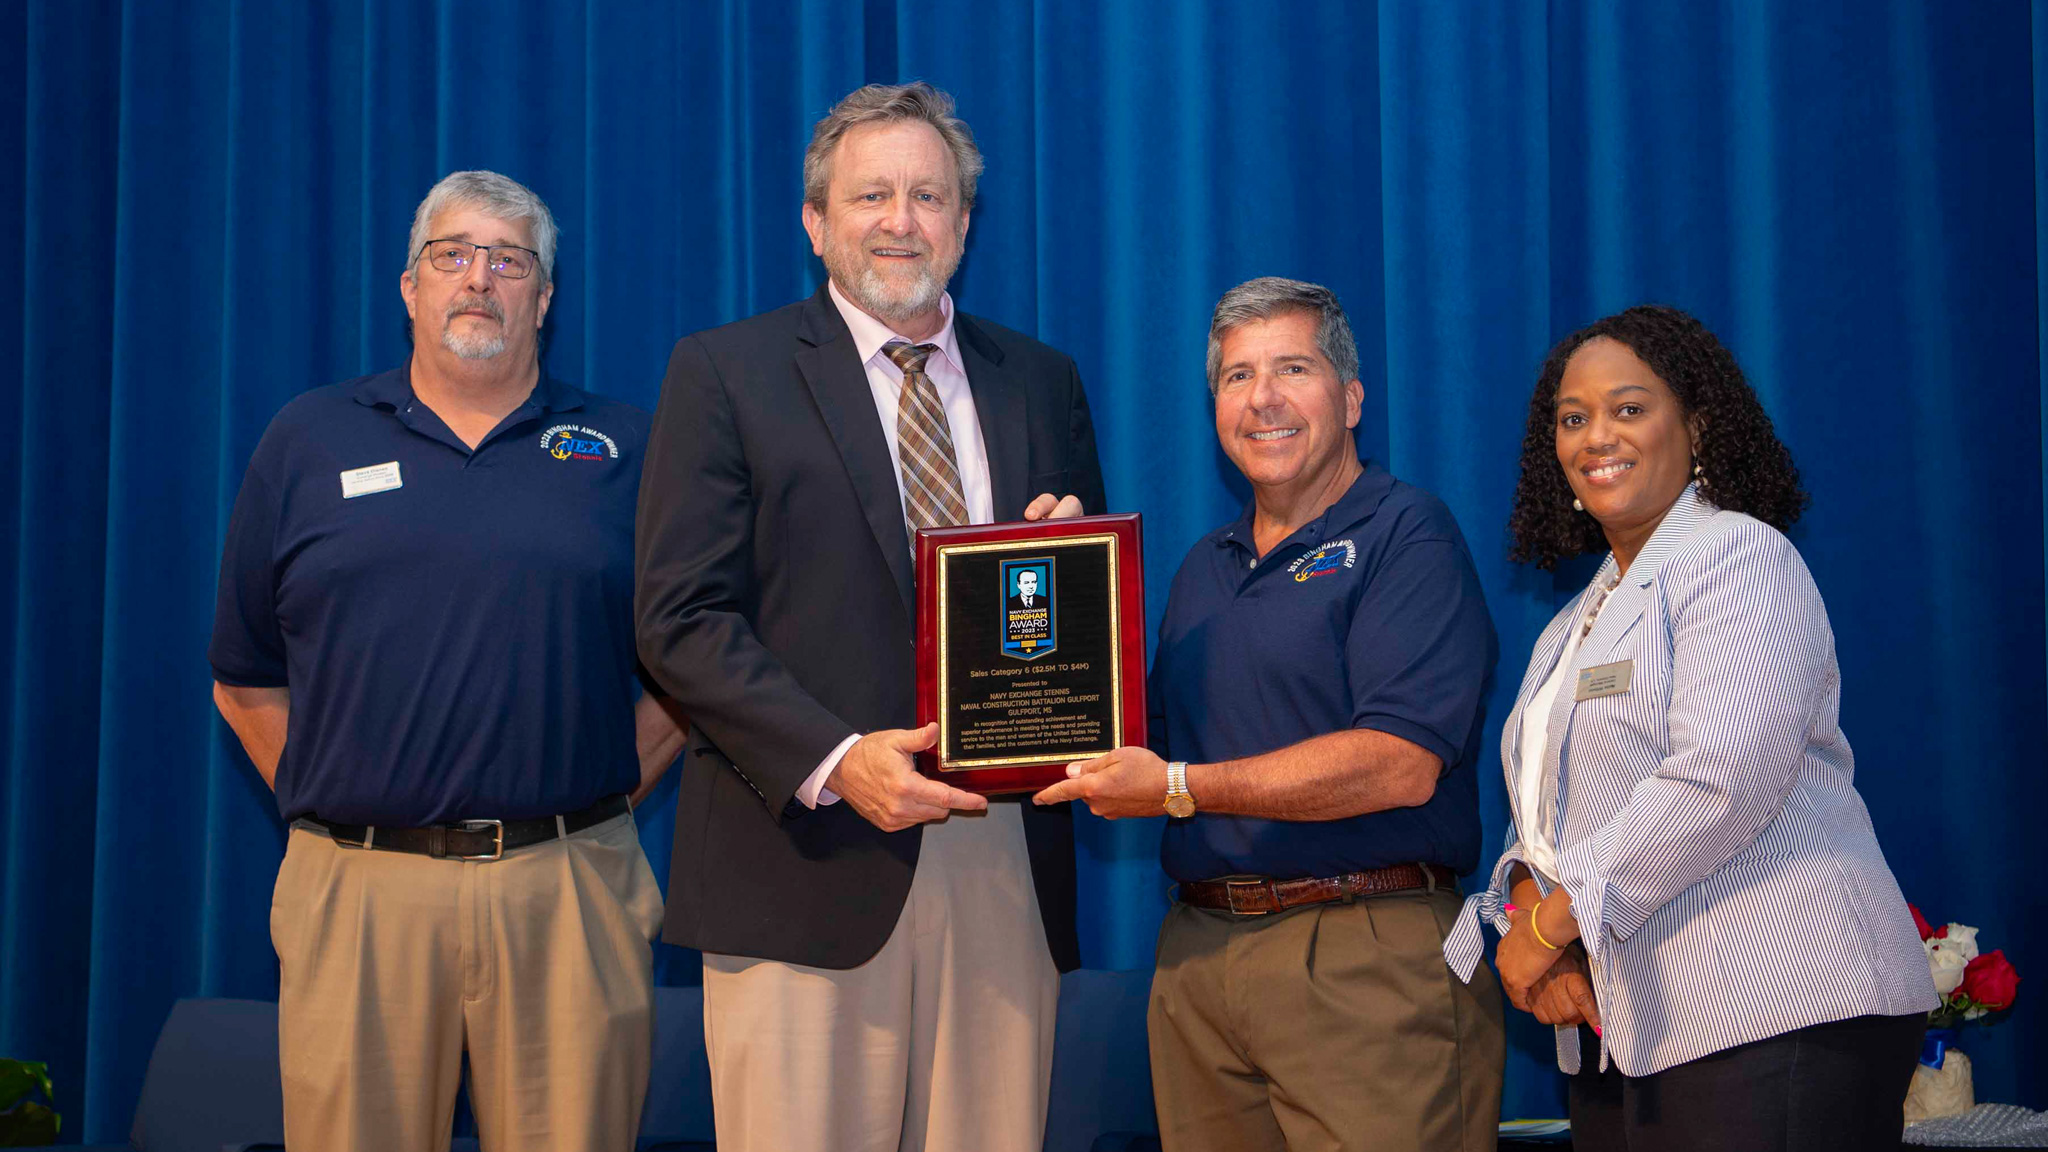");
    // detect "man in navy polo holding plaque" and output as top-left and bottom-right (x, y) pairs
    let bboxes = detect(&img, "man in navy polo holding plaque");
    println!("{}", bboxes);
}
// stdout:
(1036, 277), (1504, 1152)
(635, 83), (1105, 1152)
